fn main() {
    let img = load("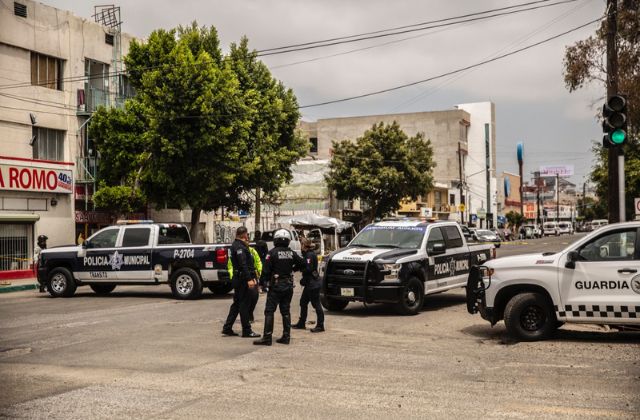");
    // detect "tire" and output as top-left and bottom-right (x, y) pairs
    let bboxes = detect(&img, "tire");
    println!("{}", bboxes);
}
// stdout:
(208, 283), (233, 295)
(90, 284), (116, 295)
(394, 276), (424, 315)
(48, 267), (77, 298)
(321, 296), (349, 312)
(170, 267), (203, 300)
(504, 292), (557, 341)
